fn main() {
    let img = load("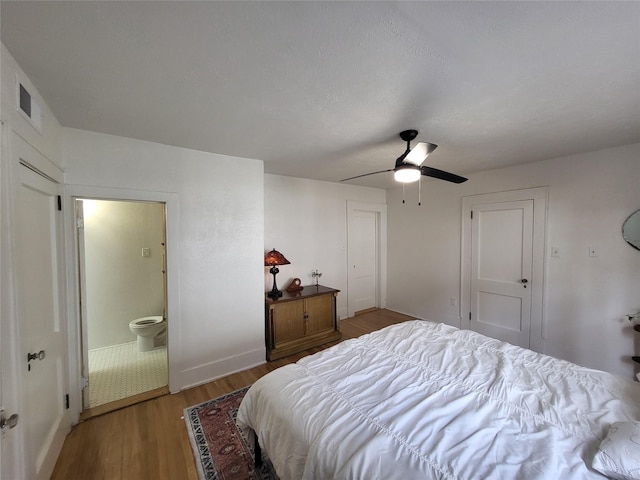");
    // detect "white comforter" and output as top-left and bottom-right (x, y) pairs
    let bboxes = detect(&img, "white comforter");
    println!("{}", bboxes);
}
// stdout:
(237, 320), (640, 479)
